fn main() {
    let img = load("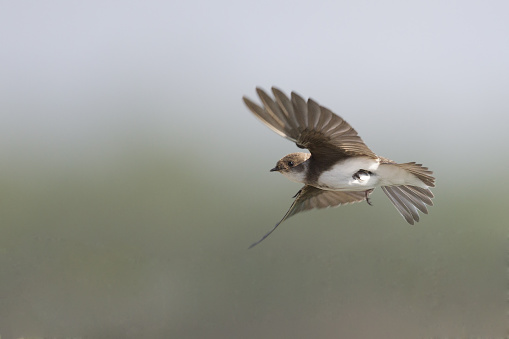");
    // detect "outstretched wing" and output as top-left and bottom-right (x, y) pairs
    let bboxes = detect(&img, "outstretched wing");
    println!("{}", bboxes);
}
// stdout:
(249, 186), (366, 248)
(243, 87), (377, 162)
